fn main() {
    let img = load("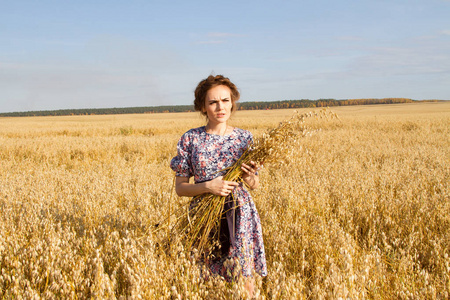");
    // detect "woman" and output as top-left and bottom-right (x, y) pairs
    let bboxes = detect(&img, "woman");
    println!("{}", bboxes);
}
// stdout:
(170, 75), (267, 294)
